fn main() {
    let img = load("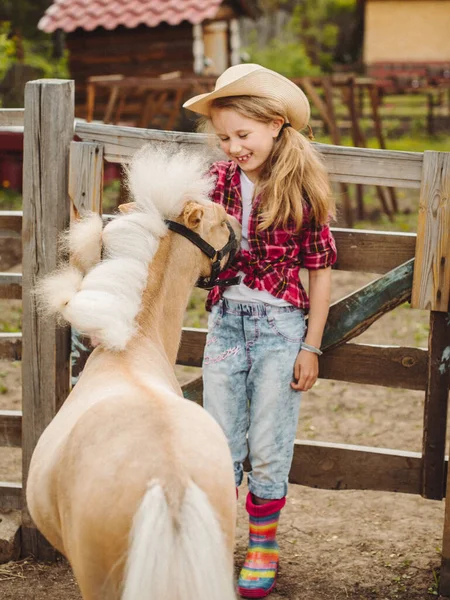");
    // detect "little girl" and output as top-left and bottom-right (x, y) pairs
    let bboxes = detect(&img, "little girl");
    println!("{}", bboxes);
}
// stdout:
(183, 64), (337, 598)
